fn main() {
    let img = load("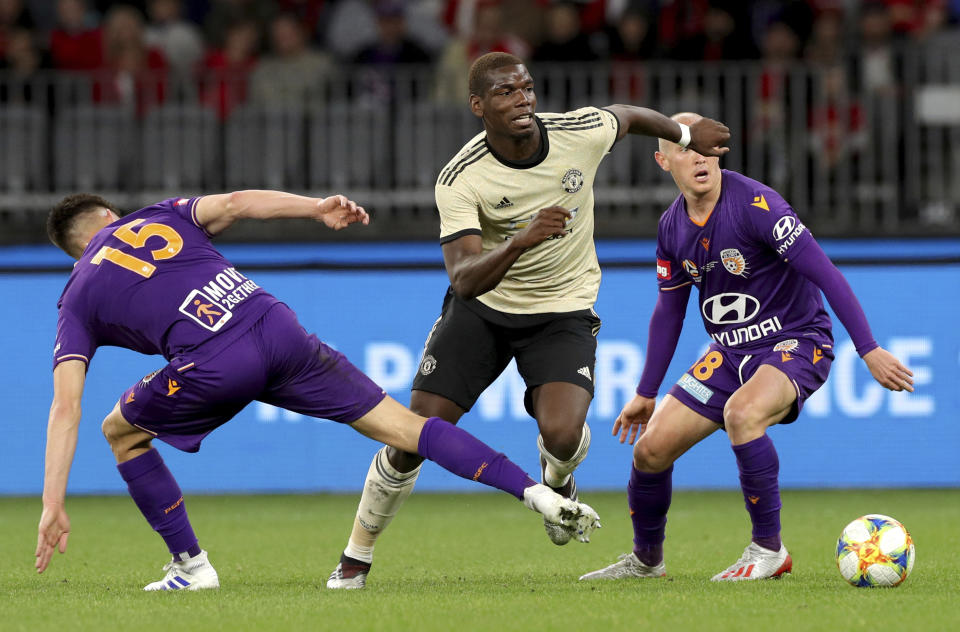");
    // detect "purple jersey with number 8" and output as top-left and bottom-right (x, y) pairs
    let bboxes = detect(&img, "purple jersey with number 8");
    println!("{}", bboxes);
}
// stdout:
(53, 197), (279, 369)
